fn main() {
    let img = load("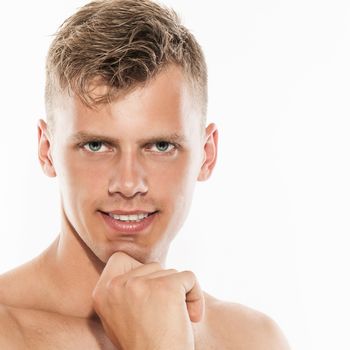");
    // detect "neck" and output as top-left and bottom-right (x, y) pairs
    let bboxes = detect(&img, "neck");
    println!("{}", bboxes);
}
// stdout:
(40, 223), (104, 318)
(39, 209), (168, 319)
